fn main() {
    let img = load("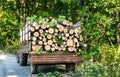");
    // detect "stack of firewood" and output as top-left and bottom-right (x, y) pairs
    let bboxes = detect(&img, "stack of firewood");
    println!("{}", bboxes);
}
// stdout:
(20, 17), (85, 52)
